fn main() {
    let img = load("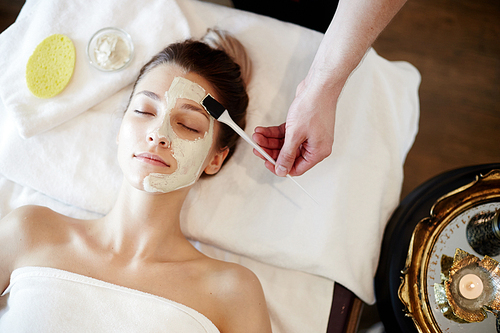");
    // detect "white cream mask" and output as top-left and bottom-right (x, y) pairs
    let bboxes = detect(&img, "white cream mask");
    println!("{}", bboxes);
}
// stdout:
(143, 76), (215, 193)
